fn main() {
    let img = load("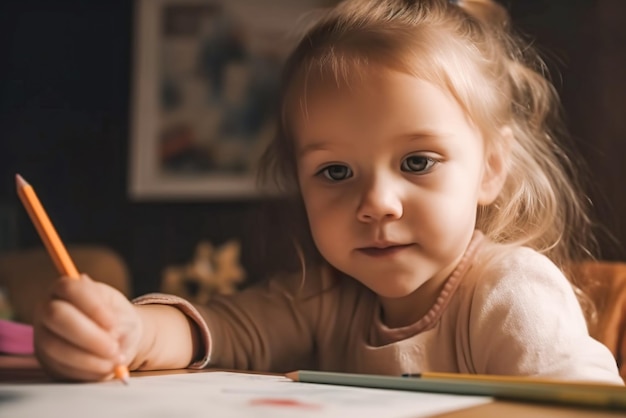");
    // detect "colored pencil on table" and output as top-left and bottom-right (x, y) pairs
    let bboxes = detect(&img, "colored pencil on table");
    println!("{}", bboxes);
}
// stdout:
(15, 174), (130, 385)
(285, 370), (626, 410)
